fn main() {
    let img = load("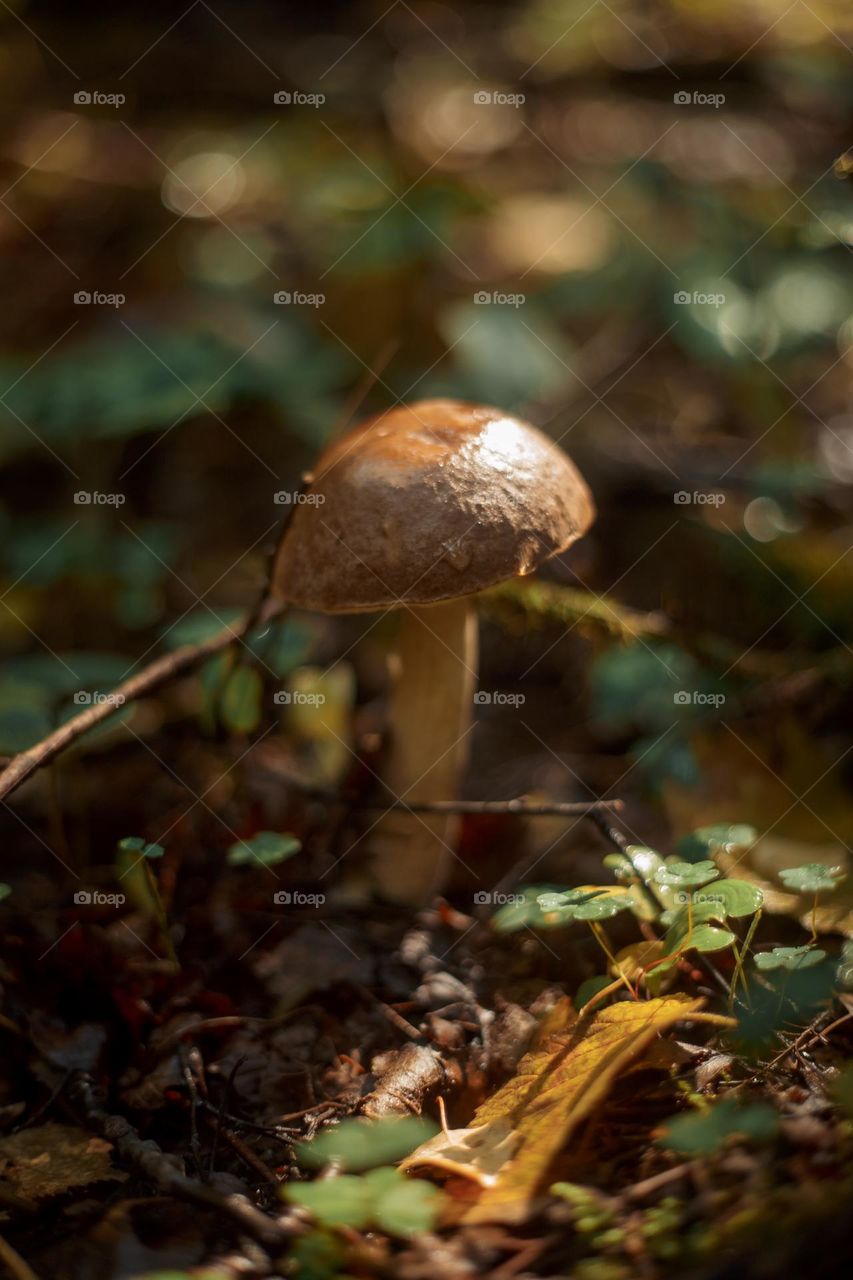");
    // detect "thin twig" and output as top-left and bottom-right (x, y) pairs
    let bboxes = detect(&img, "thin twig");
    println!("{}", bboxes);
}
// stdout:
(284, 769), (623, 819)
